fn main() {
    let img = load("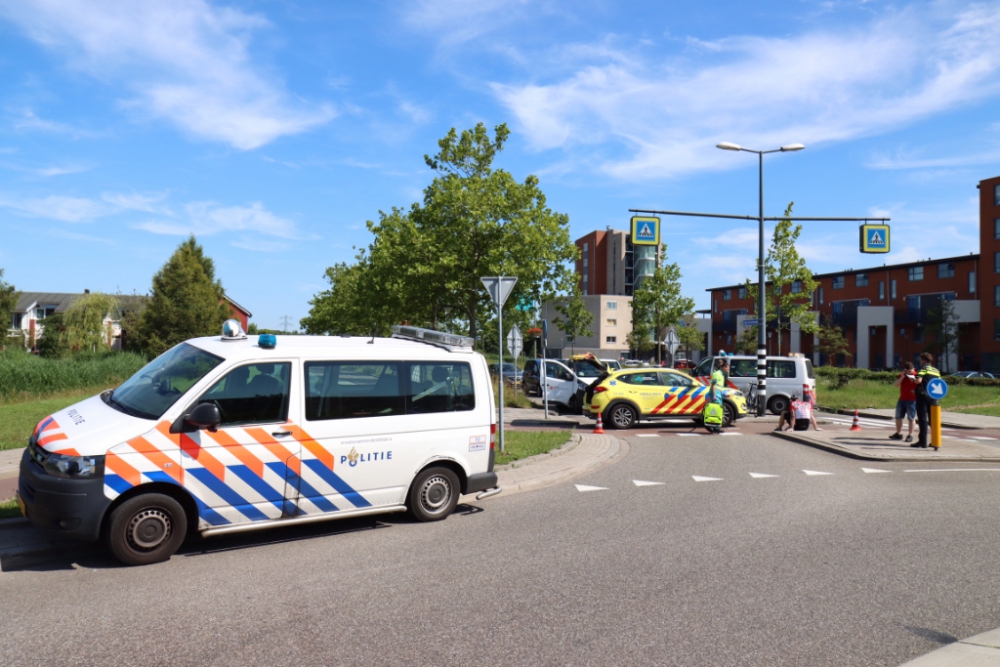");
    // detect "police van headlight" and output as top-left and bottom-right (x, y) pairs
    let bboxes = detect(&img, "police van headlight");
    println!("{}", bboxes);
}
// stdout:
(44, 453), (105, 479)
